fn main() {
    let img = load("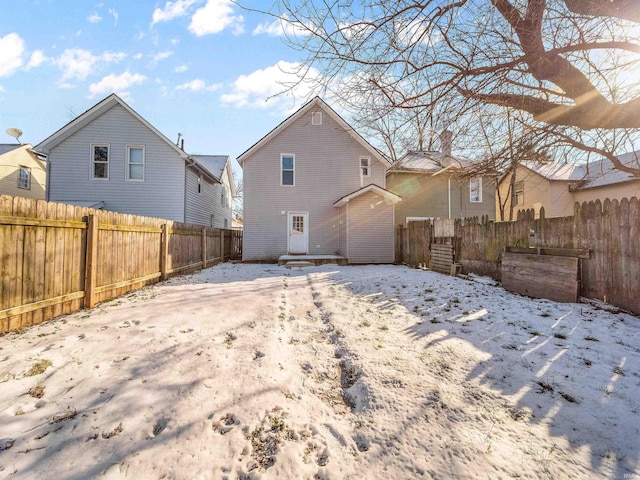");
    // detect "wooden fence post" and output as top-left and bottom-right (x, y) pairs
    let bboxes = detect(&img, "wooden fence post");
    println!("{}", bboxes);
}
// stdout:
(220, 228), (225, 262)
(202, 228), (207, 269)
(160, 224), (168, 281)
(84, 214), (98, 309)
